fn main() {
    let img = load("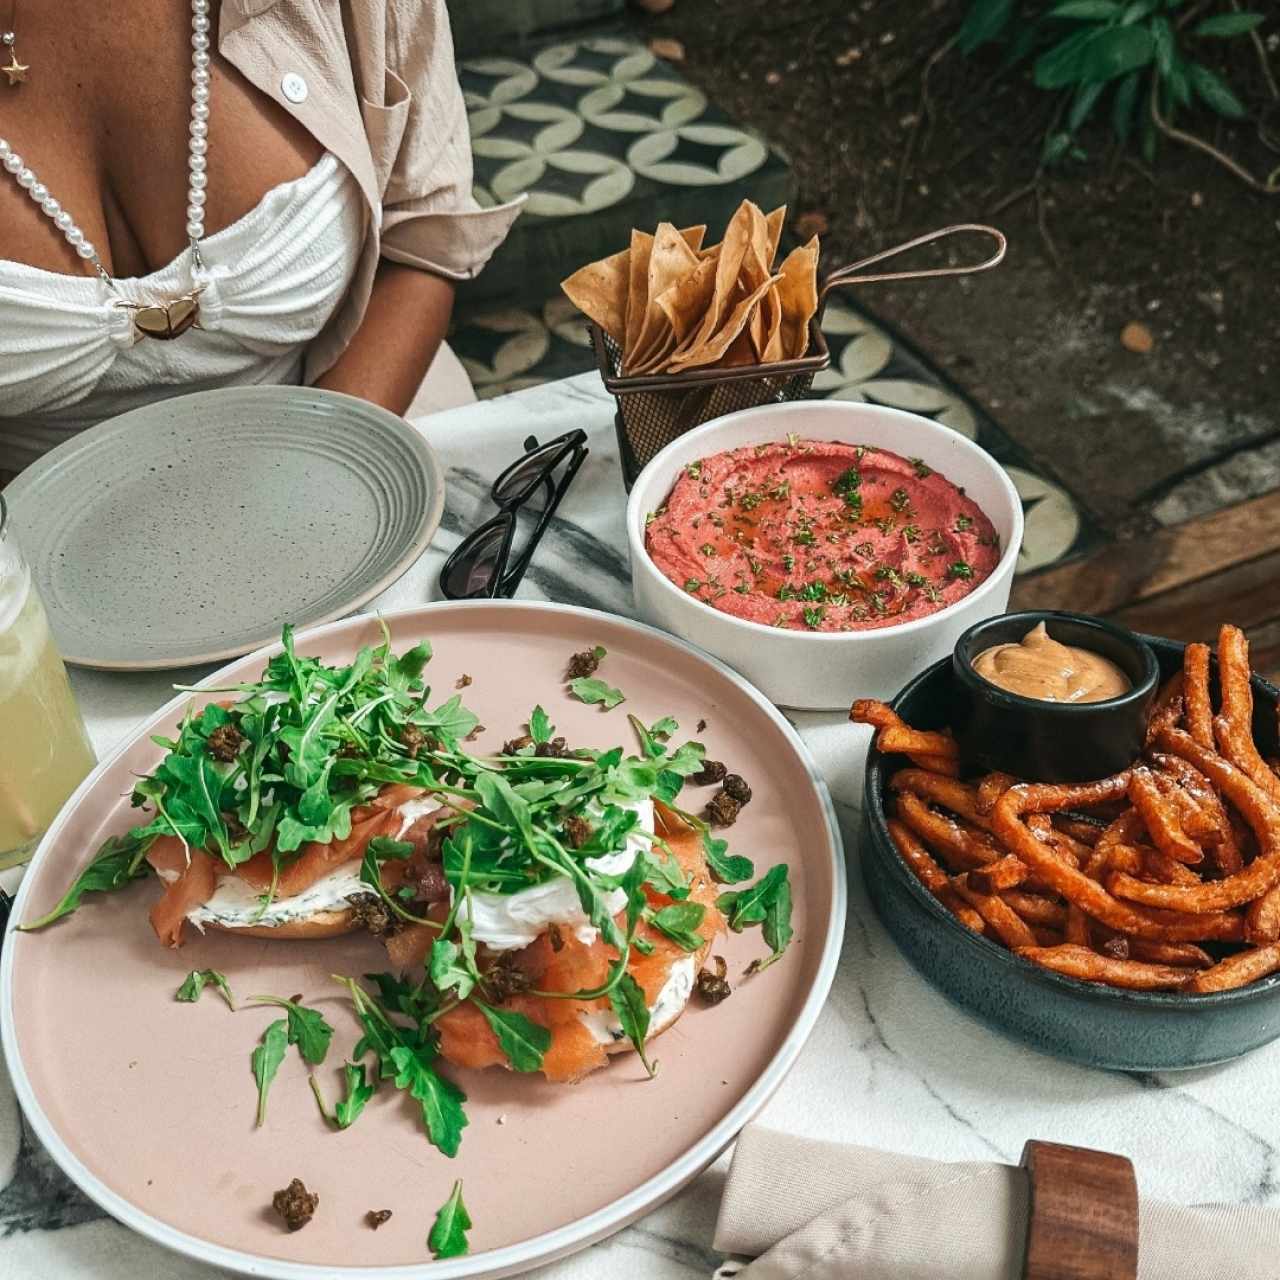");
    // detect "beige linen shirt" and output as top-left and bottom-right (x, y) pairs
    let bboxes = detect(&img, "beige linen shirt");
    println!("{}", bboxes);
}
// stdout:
(219, 0), (524, 381)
